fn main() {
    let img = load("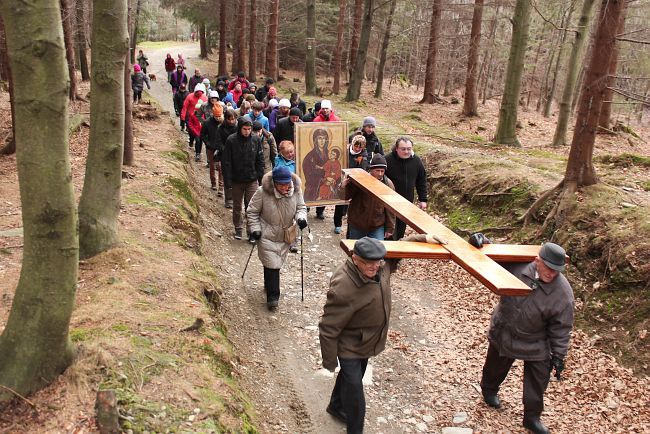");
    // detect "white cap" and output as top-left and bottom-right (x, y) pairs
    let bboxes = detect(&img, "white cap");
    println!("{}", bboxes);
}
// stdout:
(194, 83), (206, 93)
(209, 90), (219, 99)
(269, 99), (279, 108)
(279, 98), (291, 108)
(202, 78), (210, 84)
(321, 99), (332, 110)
